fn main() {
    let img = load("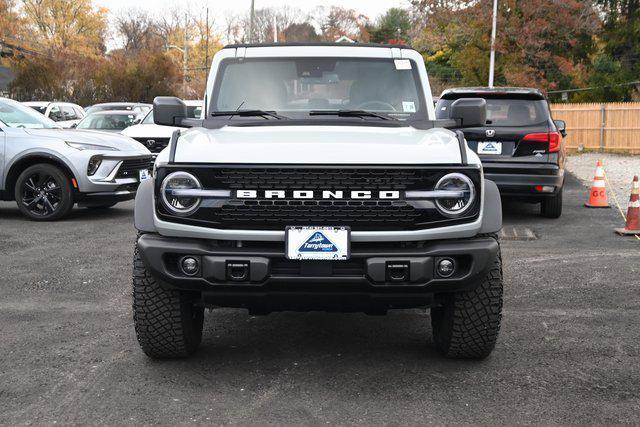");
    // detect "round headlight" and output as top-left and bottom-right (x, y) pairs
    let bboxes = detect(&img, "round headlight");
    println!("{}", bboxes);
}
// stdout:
(161, 171), (202, 215)
(434, 173), (476, 217)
